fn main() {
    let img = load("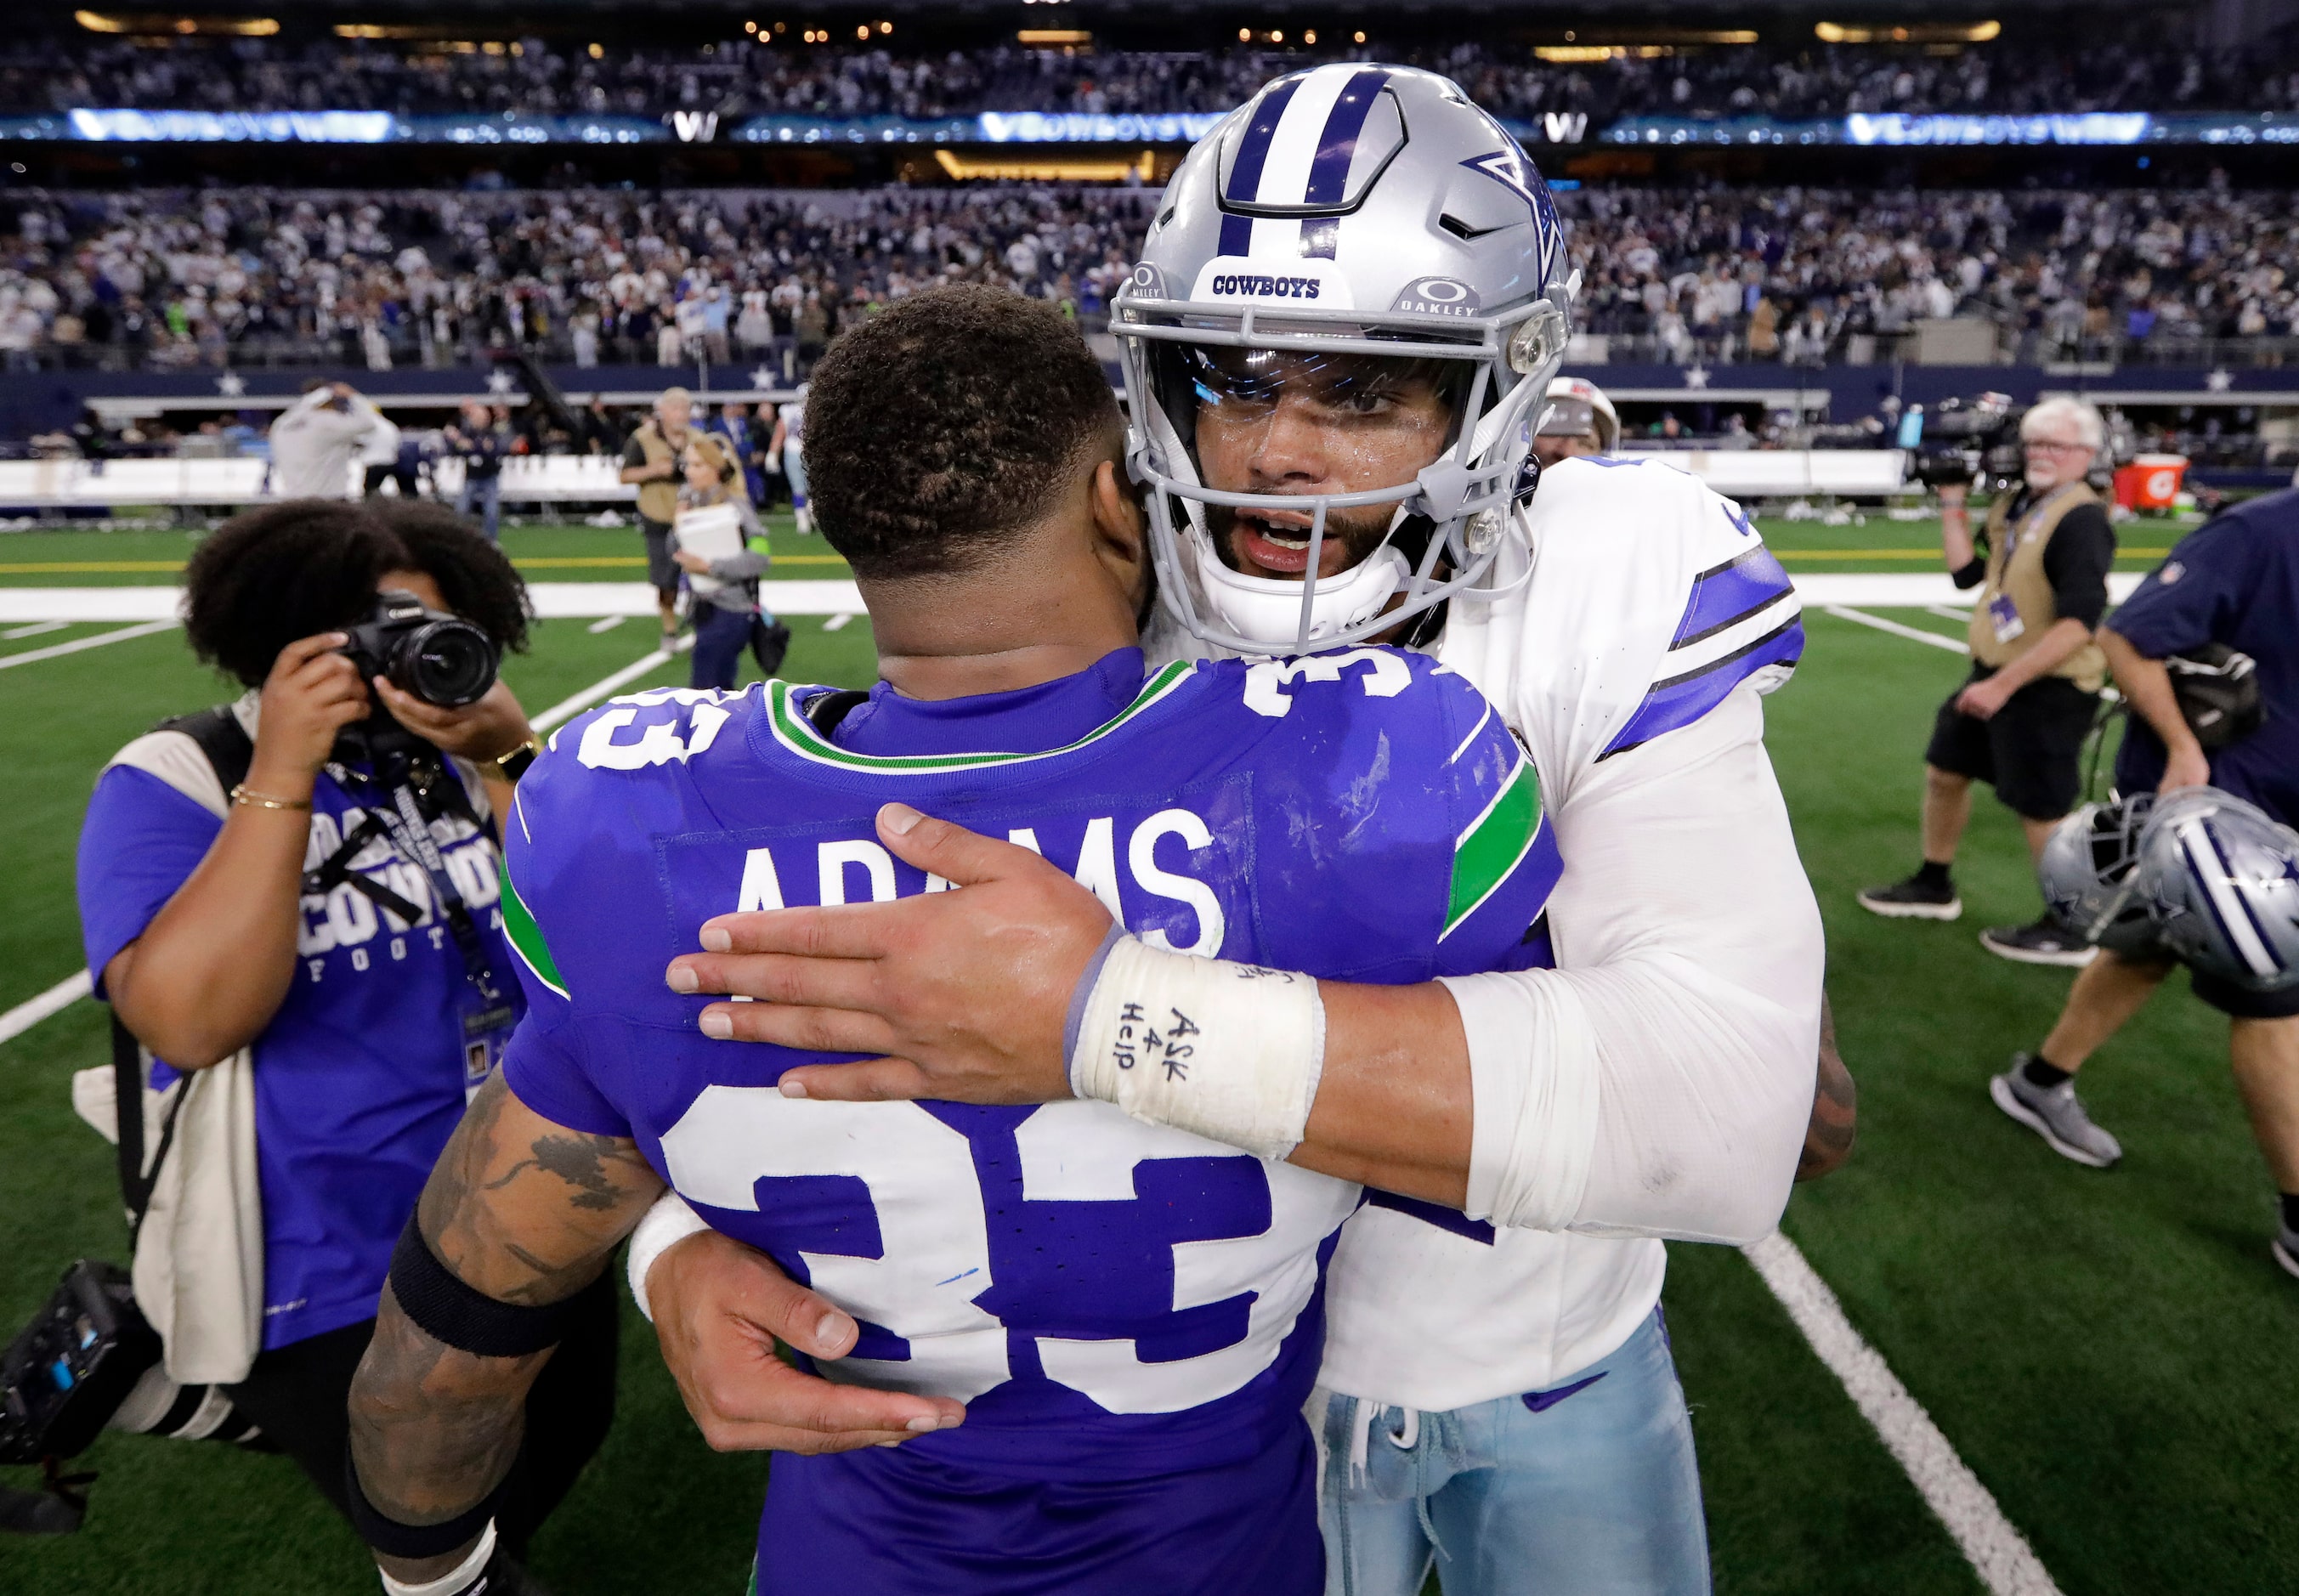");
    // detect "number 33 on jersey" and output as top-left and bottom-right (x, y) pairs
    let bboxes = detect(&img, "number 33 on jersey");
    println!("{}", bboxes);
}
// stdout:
(496, 648), (1560, 1478)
